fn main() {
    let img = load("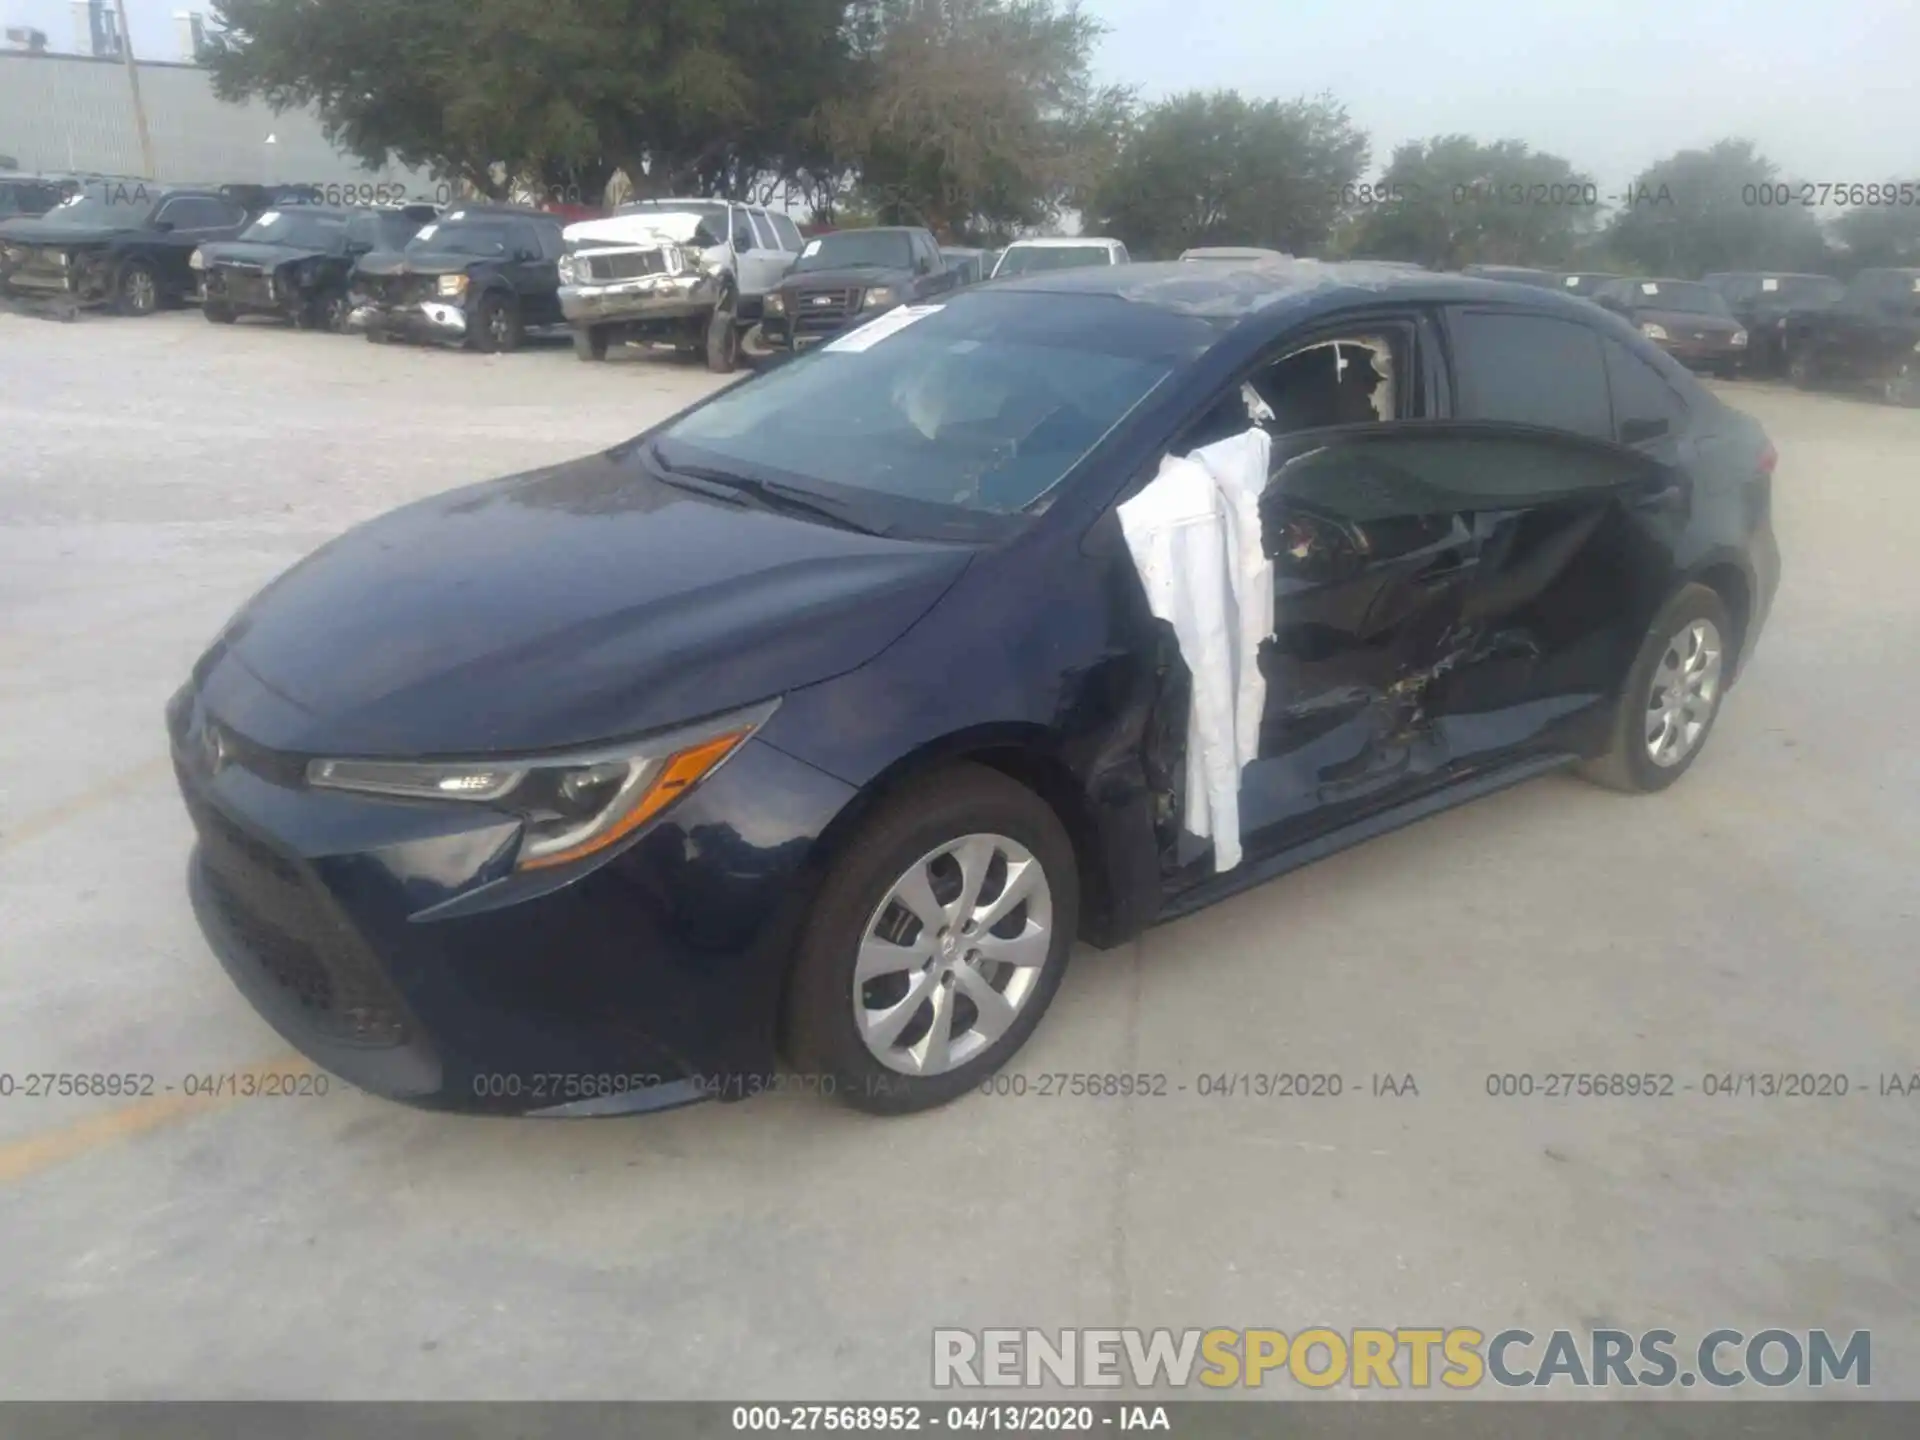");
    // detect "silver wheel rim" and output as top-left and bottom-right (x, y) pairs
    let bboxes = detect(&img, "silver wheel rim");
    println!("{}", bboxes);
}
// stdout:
(854, 833), (1053, 1077)
(490, 305), (512, 343)
(1645, 618), (1723, 768)
(128, 271), (154, 311)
